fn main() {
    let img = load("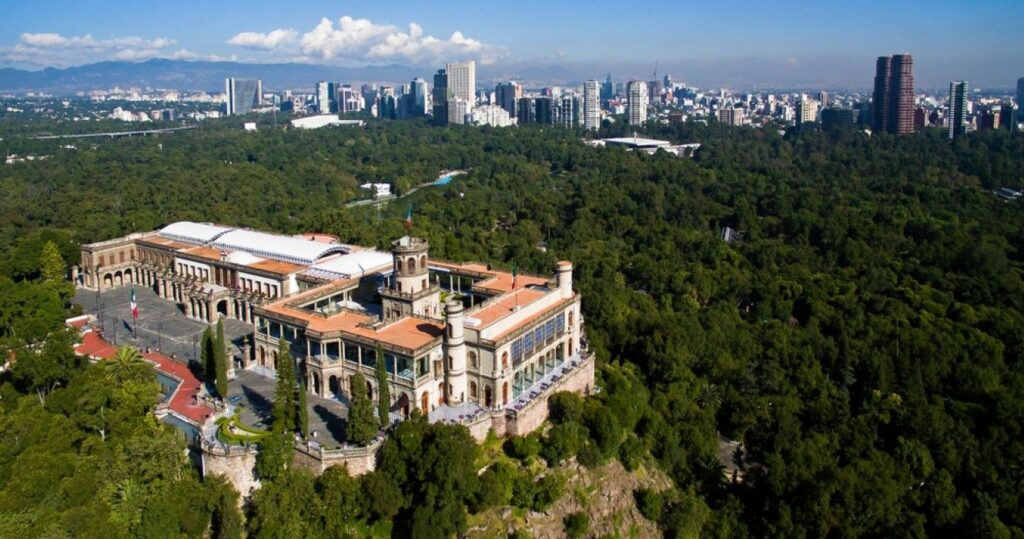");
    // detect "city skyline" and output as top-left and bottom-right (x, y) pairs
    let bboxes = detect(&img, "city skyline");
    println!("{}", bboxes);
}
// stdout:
(0, 0), (1022, 88)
